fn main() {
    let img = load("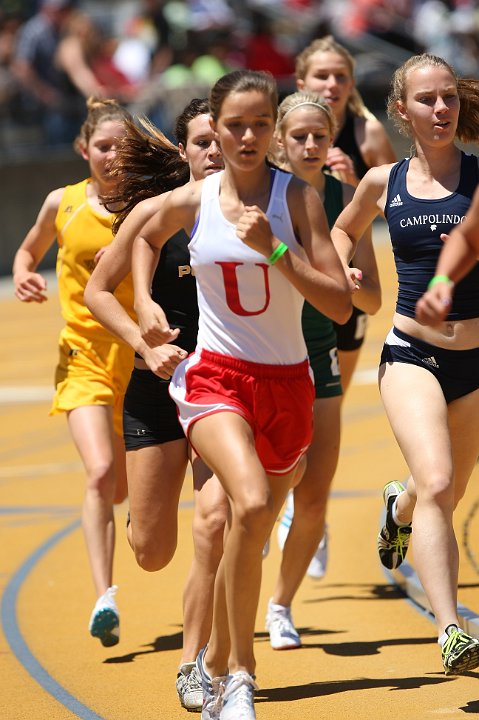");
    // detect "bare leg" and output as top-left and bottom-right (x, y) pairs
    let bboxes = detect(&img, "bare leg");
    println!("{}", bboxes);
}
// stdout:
(181, 455), (228, 664)
(189, 412), (296, 677)
(380, 362), (479, 635)
(272, 395), (341, 606)
(337, 347), (361, 395)
(126, 438), (188, 571)
(68, 405), (121, 597)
